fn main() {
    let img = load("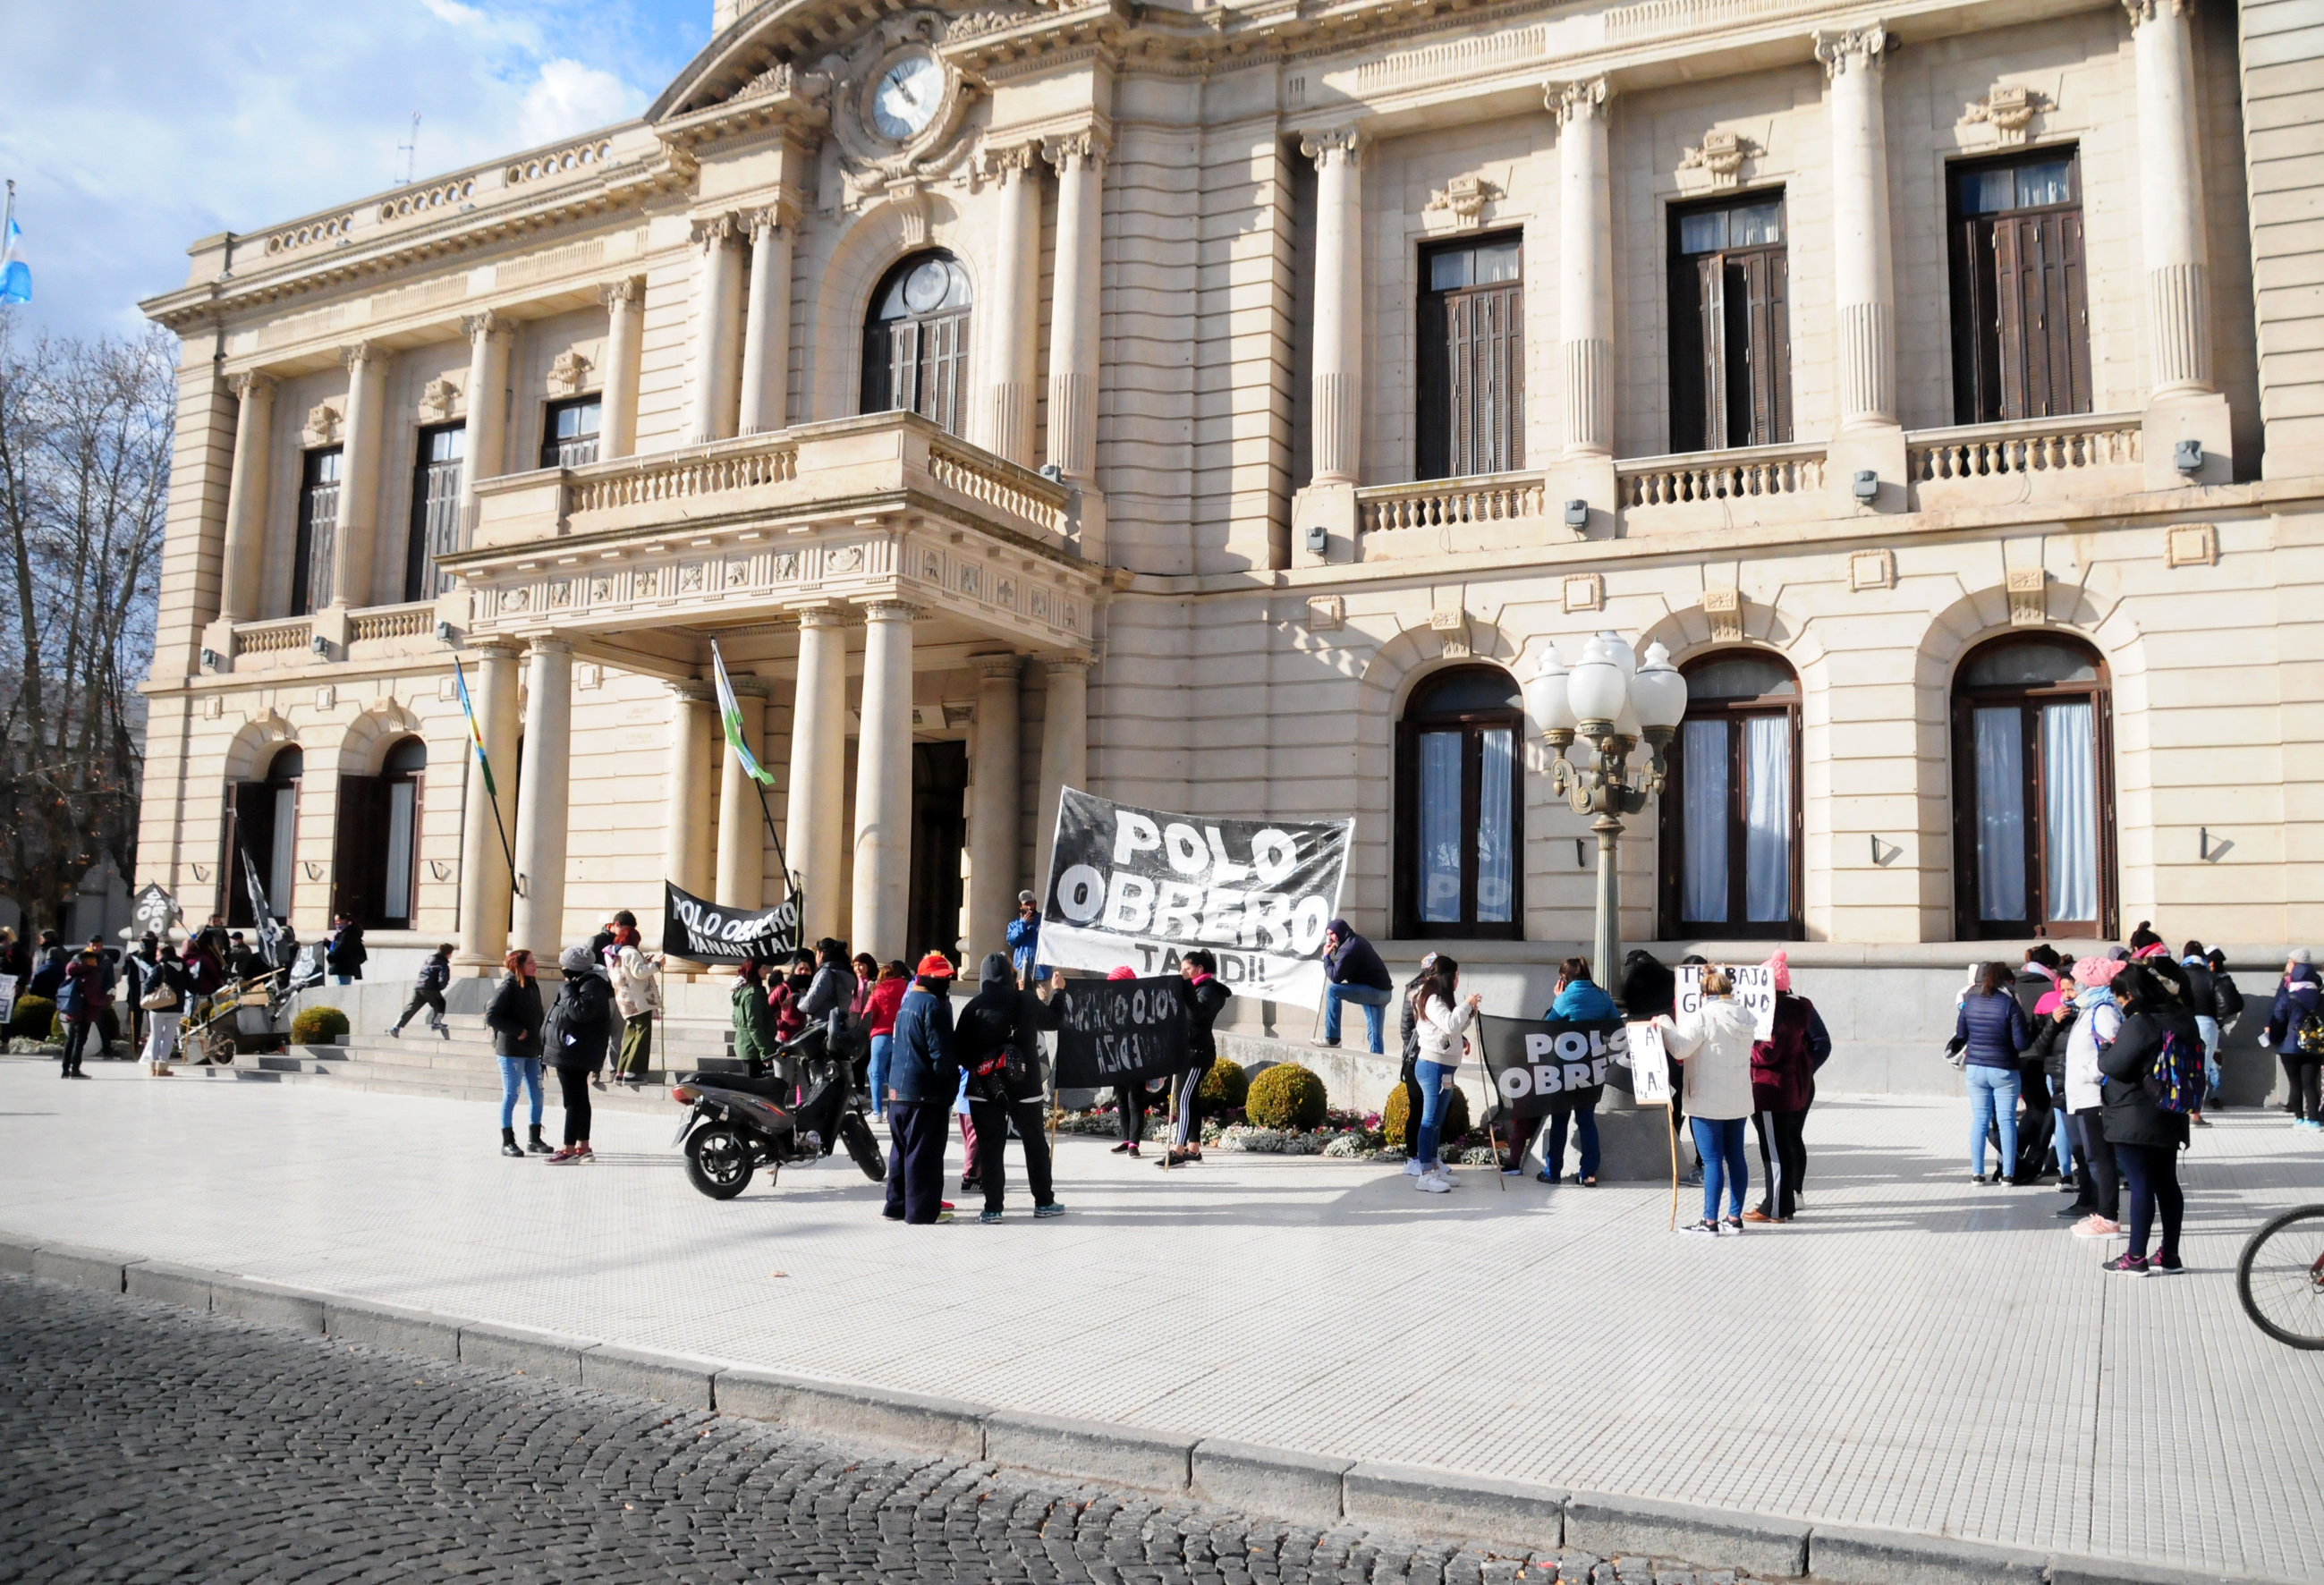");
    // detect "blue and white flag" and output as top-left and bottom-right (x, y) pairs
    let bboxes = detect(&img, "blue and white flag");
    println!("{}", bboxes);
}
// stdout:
(0, 213), (27, 307)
